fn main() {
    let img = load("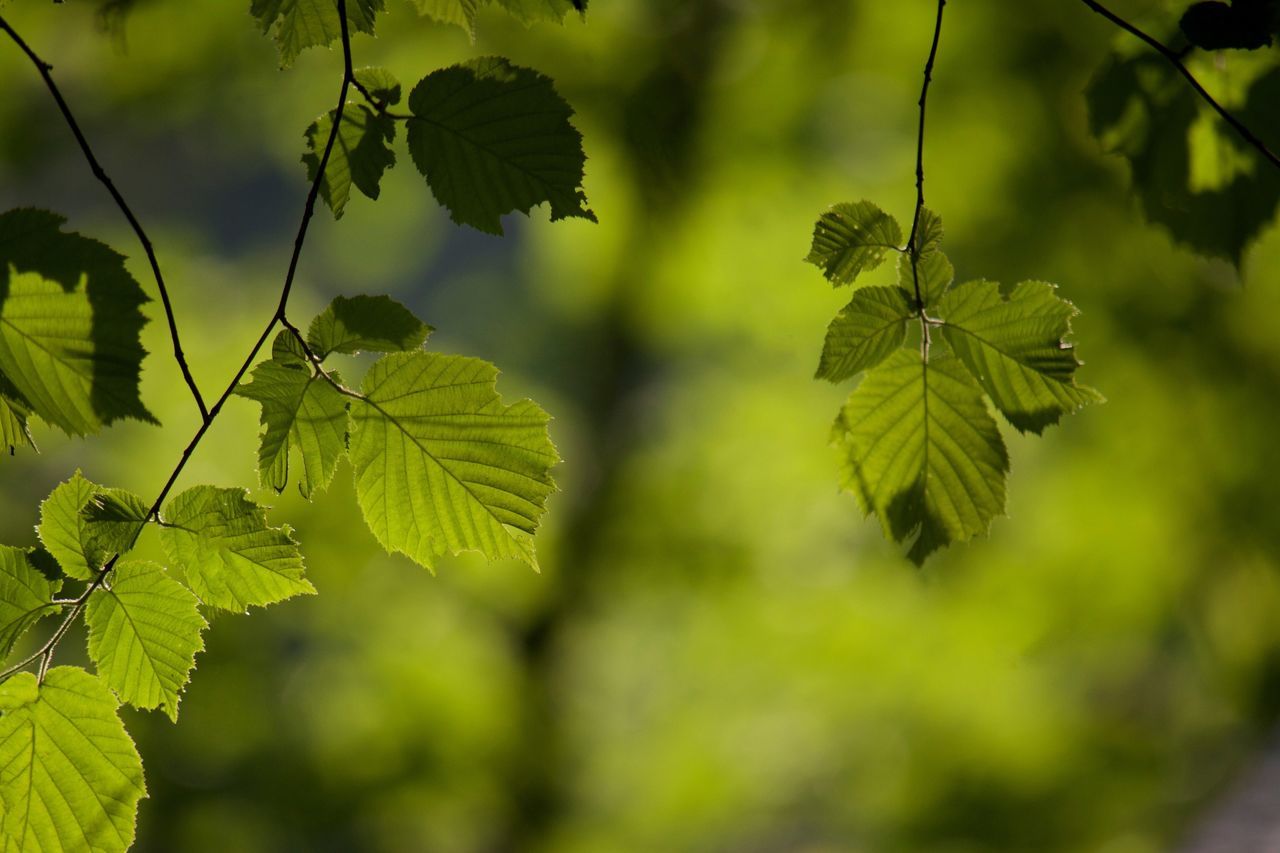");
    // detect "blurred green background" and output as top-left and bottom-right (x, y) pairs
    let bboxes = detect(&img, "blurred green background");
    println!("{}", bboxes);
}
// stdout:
(2, 0), (1280, 850)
